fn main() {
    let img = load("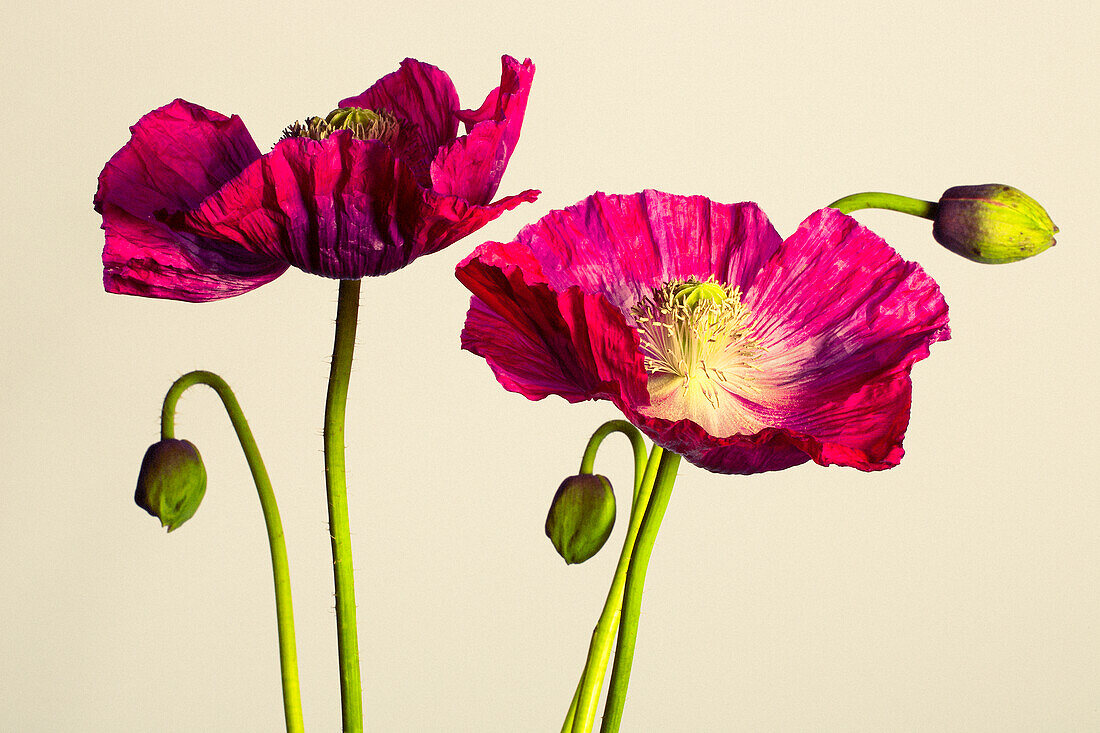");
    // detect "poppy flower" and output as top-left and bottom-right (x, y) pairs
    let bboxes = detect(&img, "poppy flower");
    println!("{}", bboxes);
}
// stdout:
(95, 56), (538, 302)
(456, 190), (951, 475)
